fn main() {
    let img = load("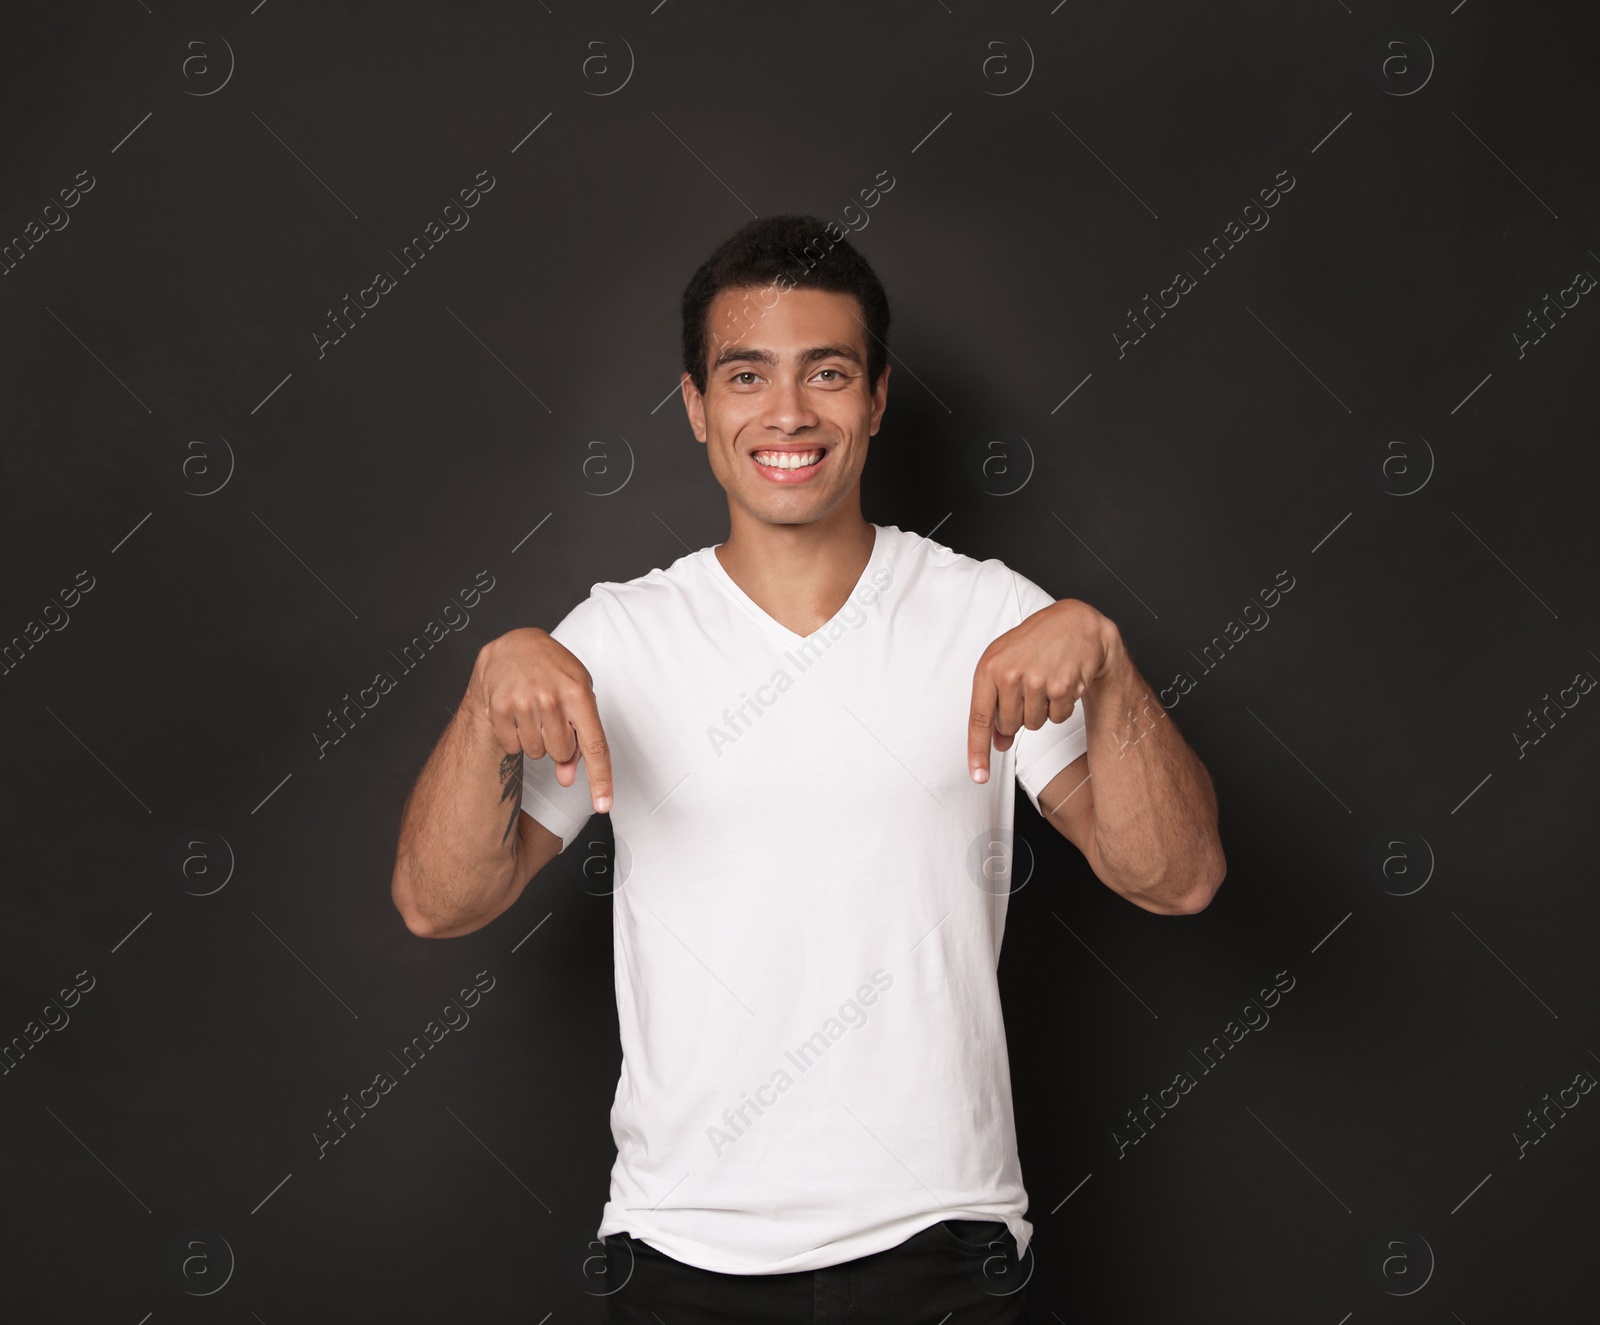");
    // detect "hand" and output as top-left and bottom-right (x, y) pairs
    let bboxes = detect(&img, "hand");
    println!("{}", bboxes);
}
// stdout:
(968, 599), (1121, 784)
(469, 627), (613, 814)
